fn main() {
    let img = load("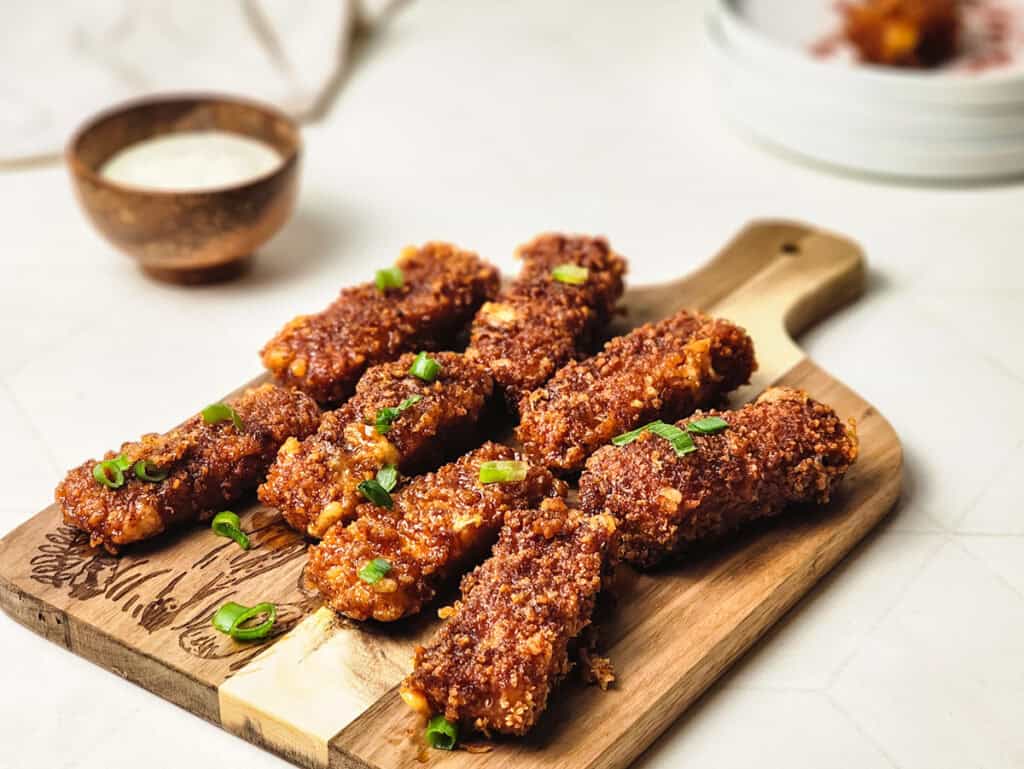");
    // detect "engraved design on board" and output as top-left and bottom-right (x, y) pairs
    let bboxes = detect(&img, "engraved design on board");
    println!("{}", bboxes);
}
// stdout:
(29, 509), (320, 667)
